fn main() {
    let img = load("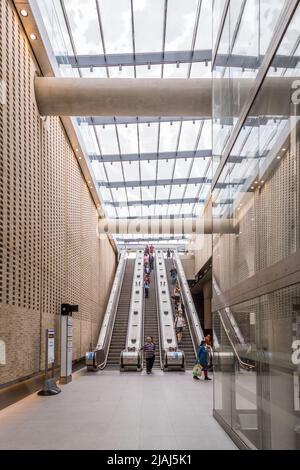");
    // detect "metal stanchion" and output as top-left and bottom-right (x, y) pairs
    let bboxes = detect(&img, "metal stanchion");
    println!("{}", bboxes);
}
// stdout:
(38, 329), (61, 396)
